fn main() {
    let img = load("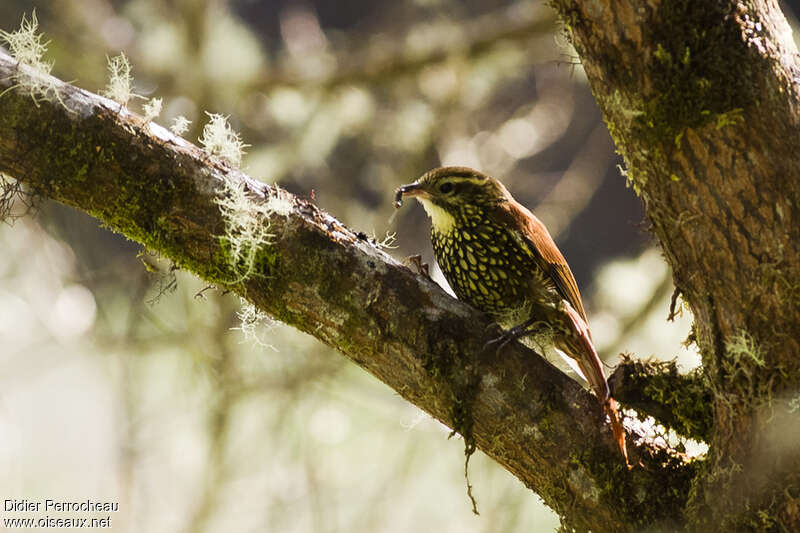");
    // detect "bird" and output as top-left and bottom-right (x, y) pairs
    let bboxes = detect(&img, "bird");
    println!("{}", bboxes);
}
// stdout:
(395, 166), (628, 464)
